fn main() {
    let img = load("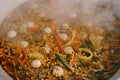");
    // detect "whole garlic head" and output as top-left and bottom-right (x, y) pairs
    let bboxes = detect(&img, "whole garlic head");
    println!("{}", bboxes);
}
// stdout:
(7, 30), (17, 38)
(64, 46), (74, 54)
(31, 60), (41, 68)
(42, 45), (51, 54)
(21, 41), (29, 48)
(59, 33), (68, 41)
(44, 27), (52, 34)
(53, 66), (64, 77)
